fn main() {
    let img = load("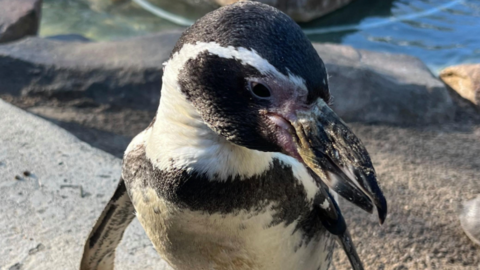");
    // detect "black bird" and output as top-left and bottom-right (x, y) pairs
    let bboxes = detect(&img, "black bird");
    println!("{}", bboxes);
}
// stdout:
(80, 2), (387, 270)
